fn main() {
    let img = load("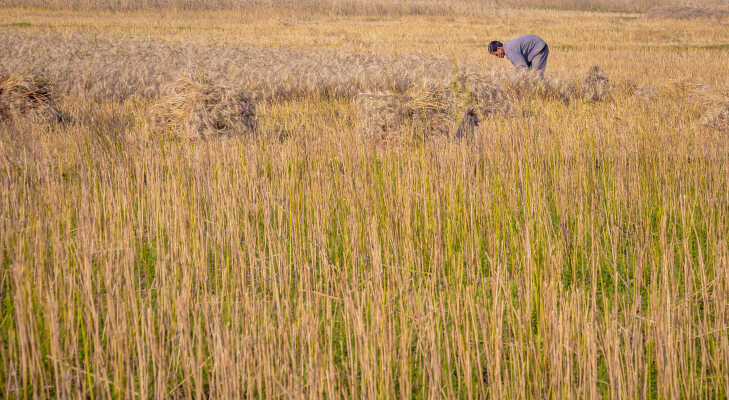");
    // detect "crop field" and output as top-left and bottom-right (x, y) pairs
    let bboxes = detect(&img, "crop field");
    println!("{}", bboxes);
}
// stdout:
(2, 1), (729, 398)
